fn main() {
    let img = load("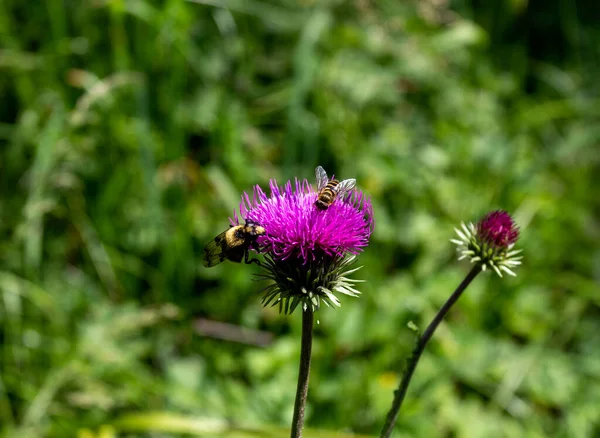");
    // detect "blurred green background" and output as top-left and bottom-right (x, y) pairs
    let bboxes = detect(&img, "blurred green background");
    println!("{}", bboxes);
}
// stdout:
(1, 0), (599, 437)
